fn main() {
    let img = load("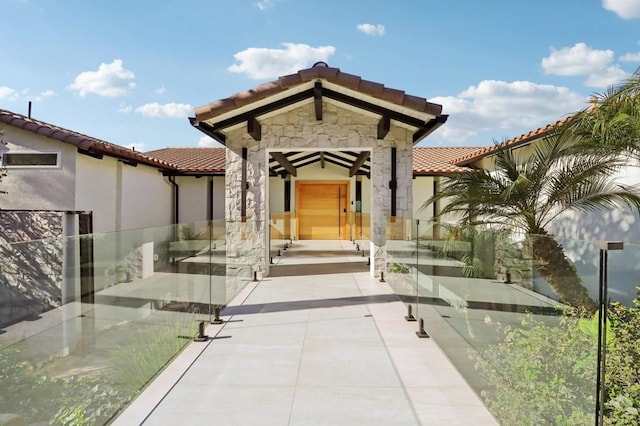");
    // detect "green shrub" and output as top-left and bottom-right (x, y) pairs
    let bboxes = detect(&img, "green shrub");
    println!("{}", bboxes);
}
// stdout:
(472, 312), (596, 425)
(0, 316), (194, 425)
(473, 297), (640, 425)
